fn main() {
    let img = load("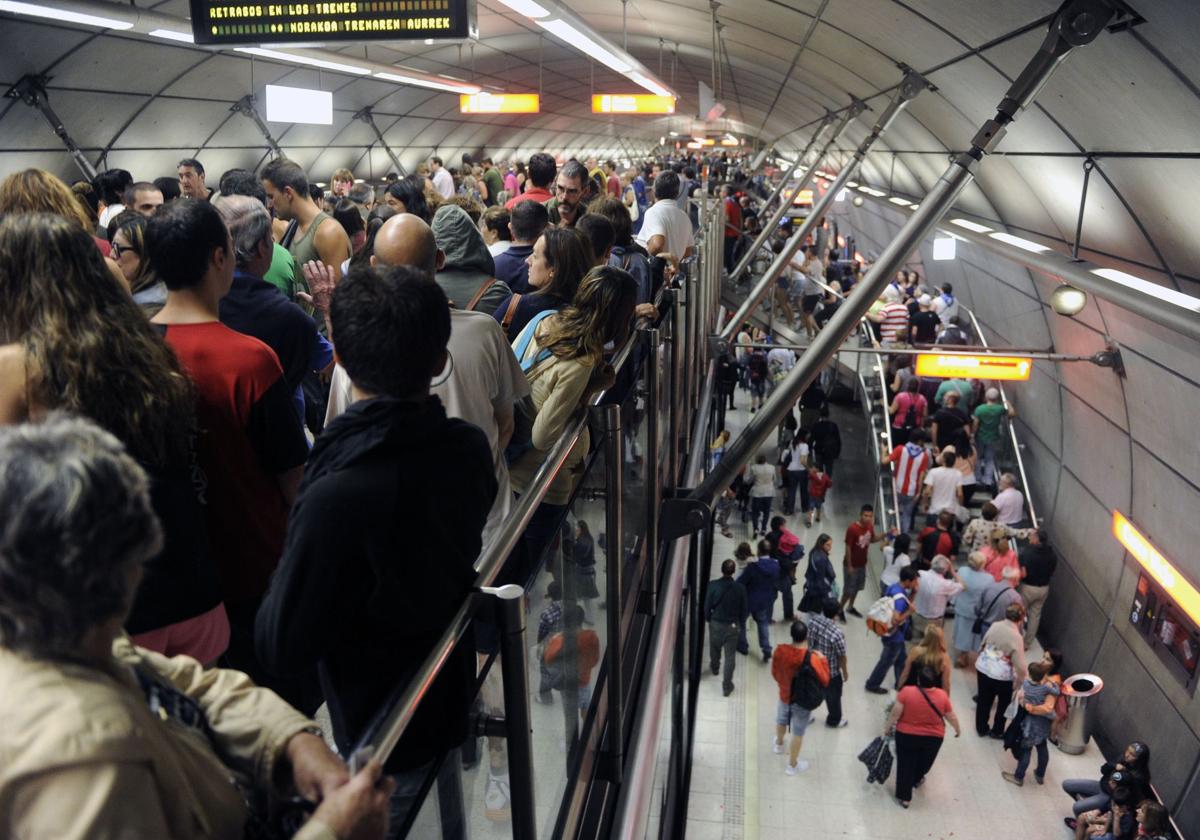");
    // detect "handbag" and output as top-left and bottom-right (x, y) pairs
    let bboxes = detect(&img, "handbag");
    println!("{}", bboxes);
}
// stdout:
(973, 588), (1007, 636)
(857, 735), (894, 784)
